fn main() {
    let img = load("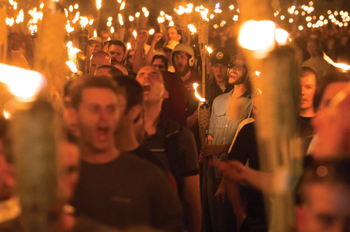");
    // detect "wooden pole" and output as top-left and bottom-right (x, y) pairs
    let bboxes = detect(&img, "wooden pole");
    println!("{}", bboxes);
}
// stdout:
(12, 100), (59, 232)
